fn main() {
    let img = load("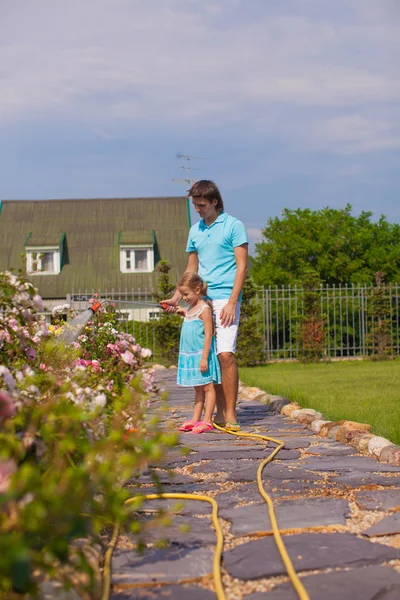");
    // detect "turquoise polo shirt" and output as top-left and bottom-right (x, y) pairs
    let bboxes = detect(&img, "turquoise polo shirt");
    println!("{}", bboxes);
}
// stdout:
(186, 212), (248, 301)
